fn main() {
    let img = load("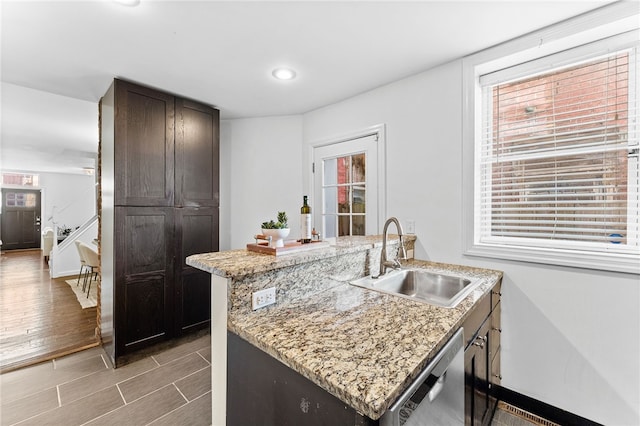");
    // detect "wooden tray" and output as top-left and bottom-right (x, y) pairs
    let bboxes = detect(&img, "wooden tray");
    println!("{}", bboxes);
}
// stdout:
(246, 240), (330, 256)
